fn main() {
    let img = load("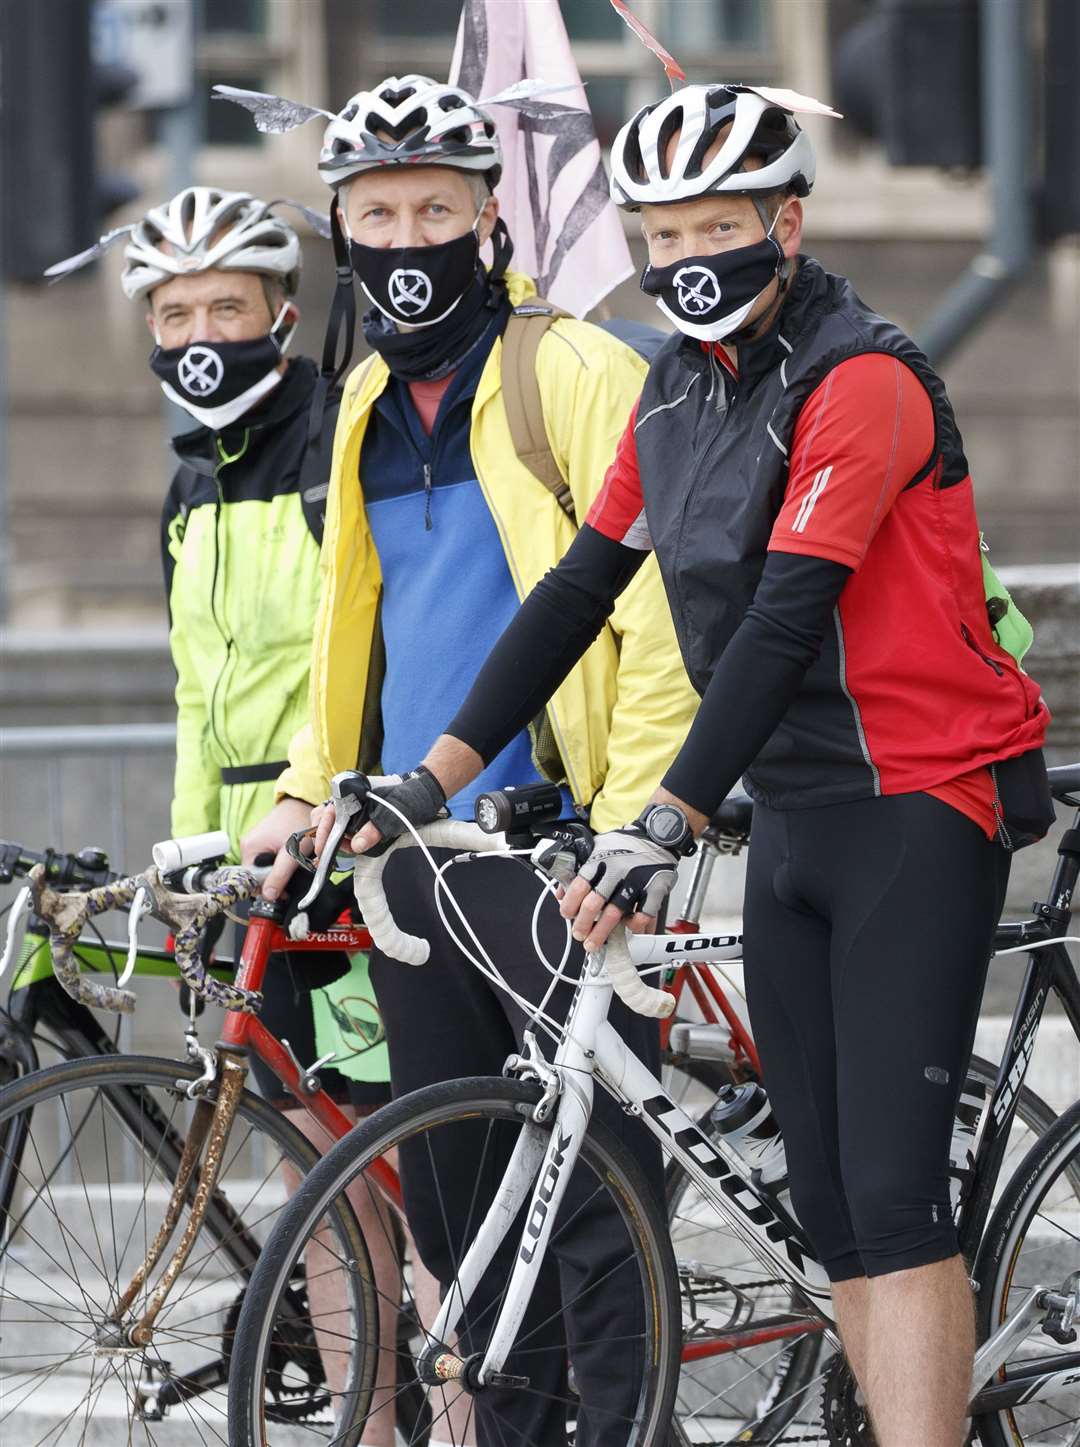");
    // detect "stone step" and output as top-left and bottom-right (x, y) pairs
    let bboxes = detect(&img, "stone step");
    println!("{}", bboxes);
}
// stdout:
(4, 1178), (286, 1275)
(0, 1369), (313, 1446)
